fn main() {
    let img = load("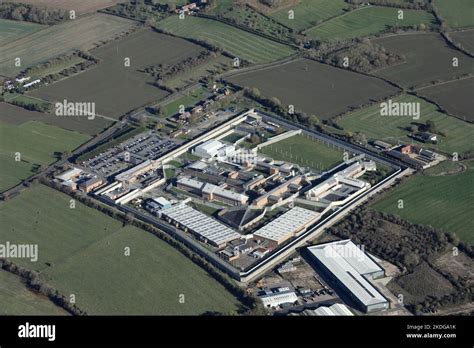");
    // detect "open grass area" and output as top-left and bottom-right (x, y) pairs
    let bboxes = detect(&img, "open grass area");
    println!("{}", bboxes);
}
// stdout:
(228, 58), (399, 120)
(0, 120), (89, 192)
(8, 0), (127, 16)
(337, 94), (474, 156)
(373, 33), (474, 89)
(373, 160), (474, 245)
(31, 29), (203, 119)
(0, 269), (67, 315)
(161, 87), (210, 118)
(0, 184), (242, 314)
(0, 13), (136, 76)
(433, 0), (474, 29)
(0, 18), (45, 46)
(156, 15), (295, 64)
(259, 134), (344, 171)
(270, 0), (349, 31)
(305, 6), (436, 40)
